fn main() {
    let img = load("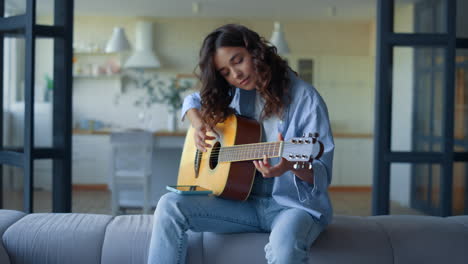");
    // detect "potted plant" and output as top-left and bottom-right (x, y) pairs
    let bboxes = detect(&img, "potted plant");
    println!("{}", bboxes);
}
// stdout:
(133, 74), (193, 131)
